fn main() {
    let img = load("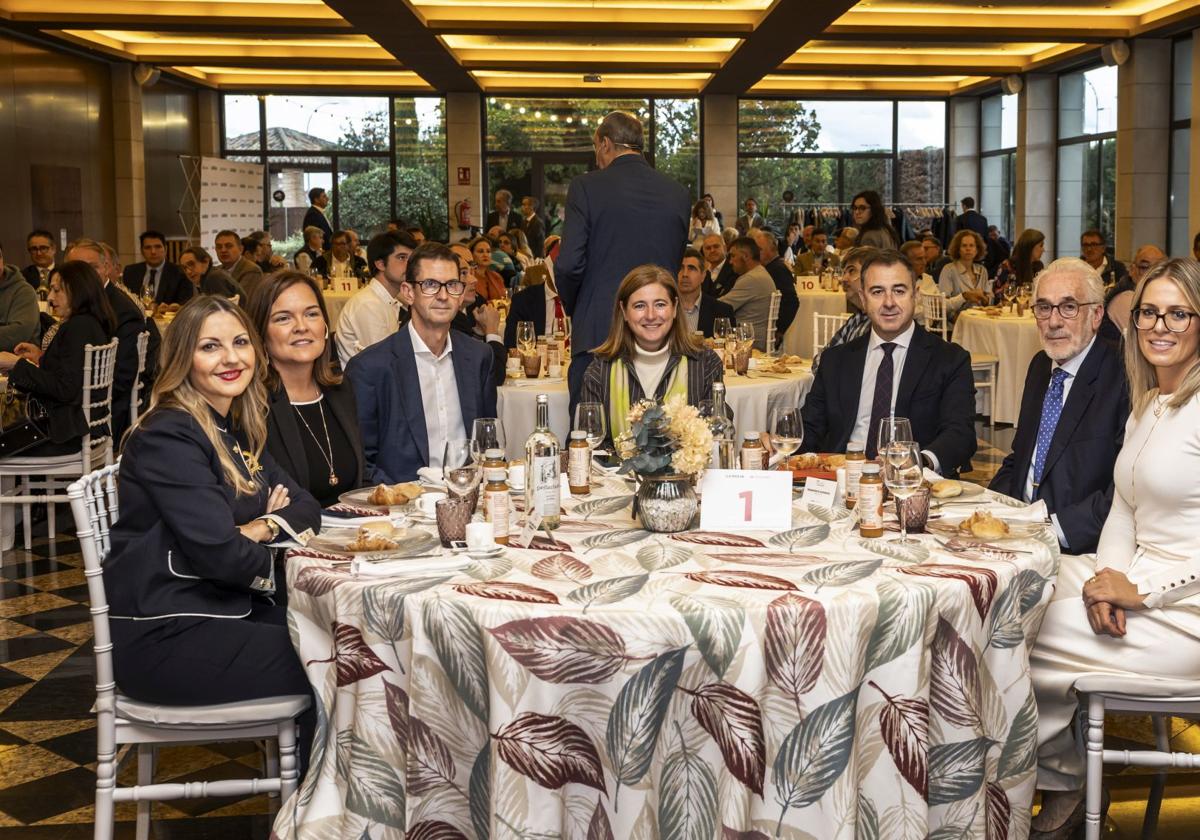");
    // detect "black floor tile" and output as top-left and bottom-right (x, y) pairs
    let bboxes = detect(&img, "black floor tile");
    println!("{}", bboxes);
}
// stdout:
(48, 585), (91, 605)
(0, 667), (33, 692)
(31, 538), (80, 559)
(0, 671), (94, 722)
(0, 559), (69, 581)
(38, 727), (96, 767)
(0, 767), (96, 825)
(0, 581), (37, 600)
(9, 606), (91, 632)
(0, 635), (74, 664)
